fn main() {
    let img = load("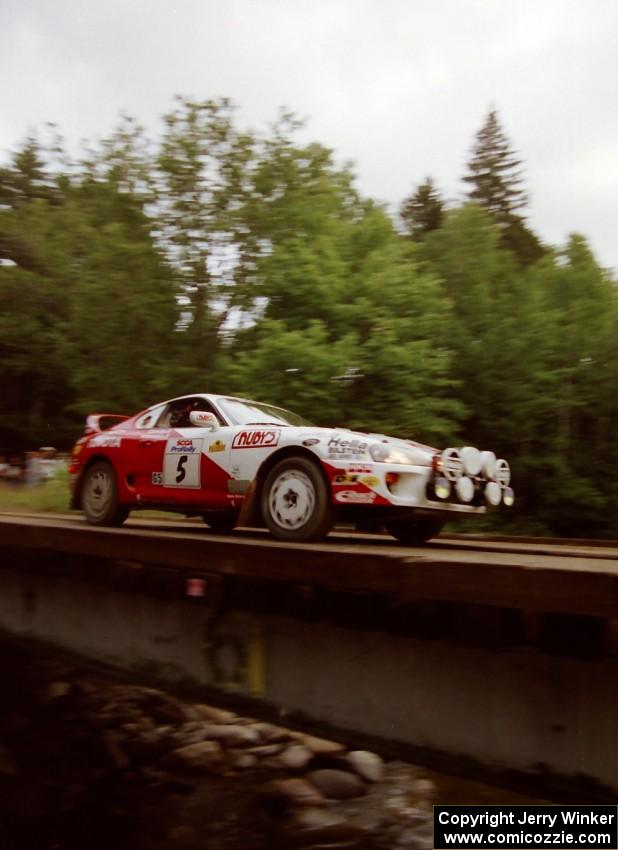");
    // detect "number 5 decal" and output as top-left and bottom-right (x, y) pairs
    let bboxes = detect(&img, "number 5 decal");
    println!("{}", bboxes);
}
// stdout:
(176, 455), (188, 484)
(163, 439), (203, 488)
